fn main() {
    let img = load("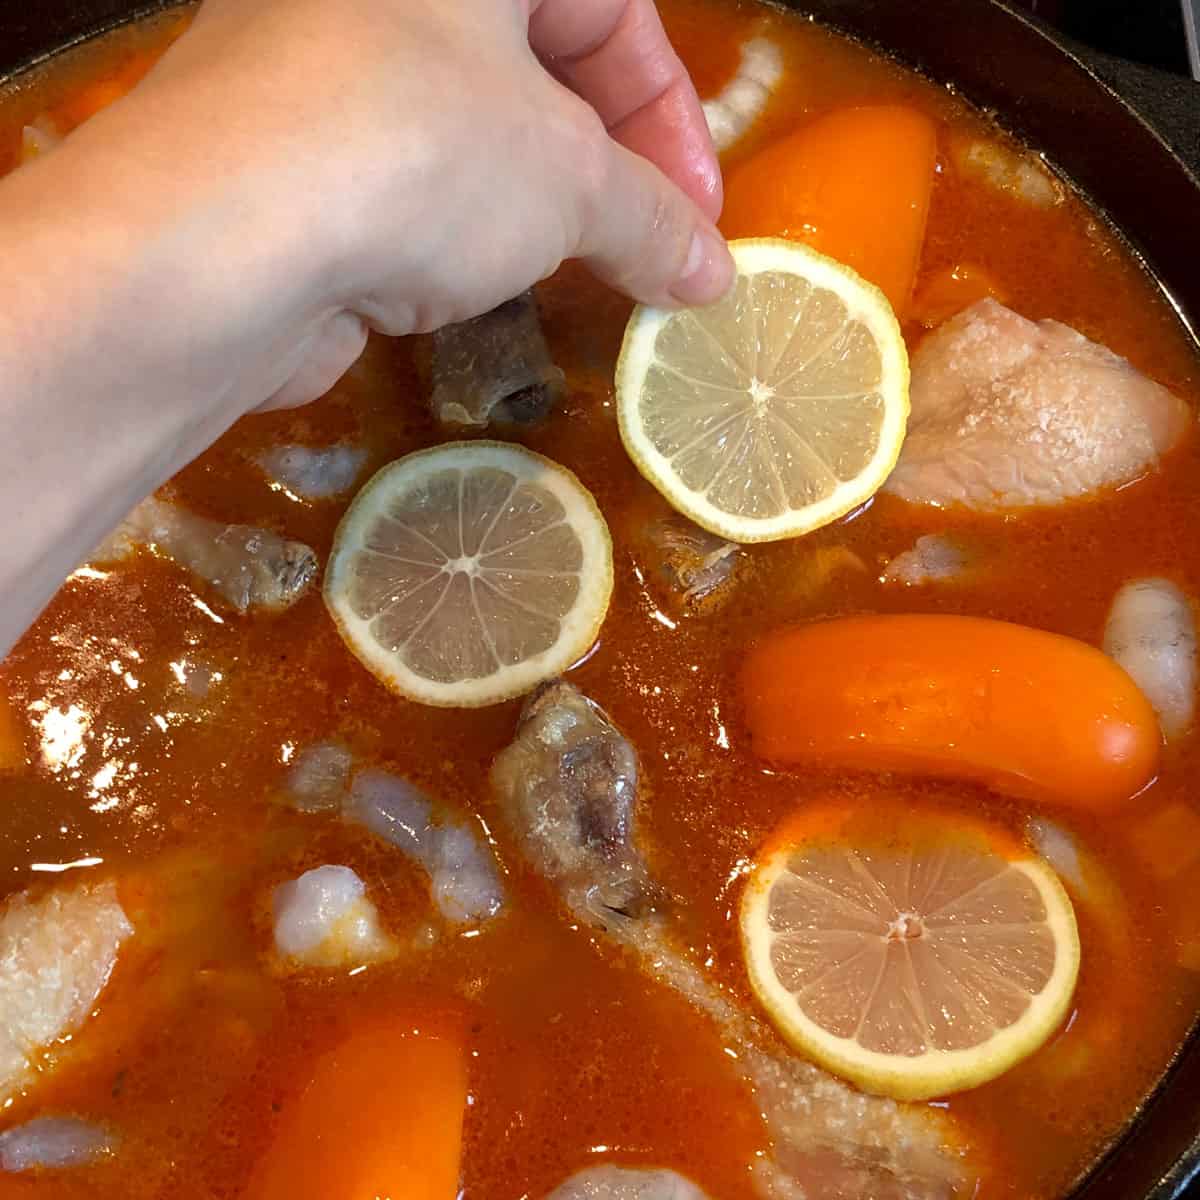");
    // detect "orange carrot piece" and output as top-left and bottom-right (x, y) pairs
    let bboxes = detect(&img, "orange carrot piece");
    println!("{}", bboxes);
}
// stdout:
(720, 105), (938, 314)
(741, 615), (1160, 811)
(246, 1017), (467, 1200)
(911, 262), (1008, 329)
